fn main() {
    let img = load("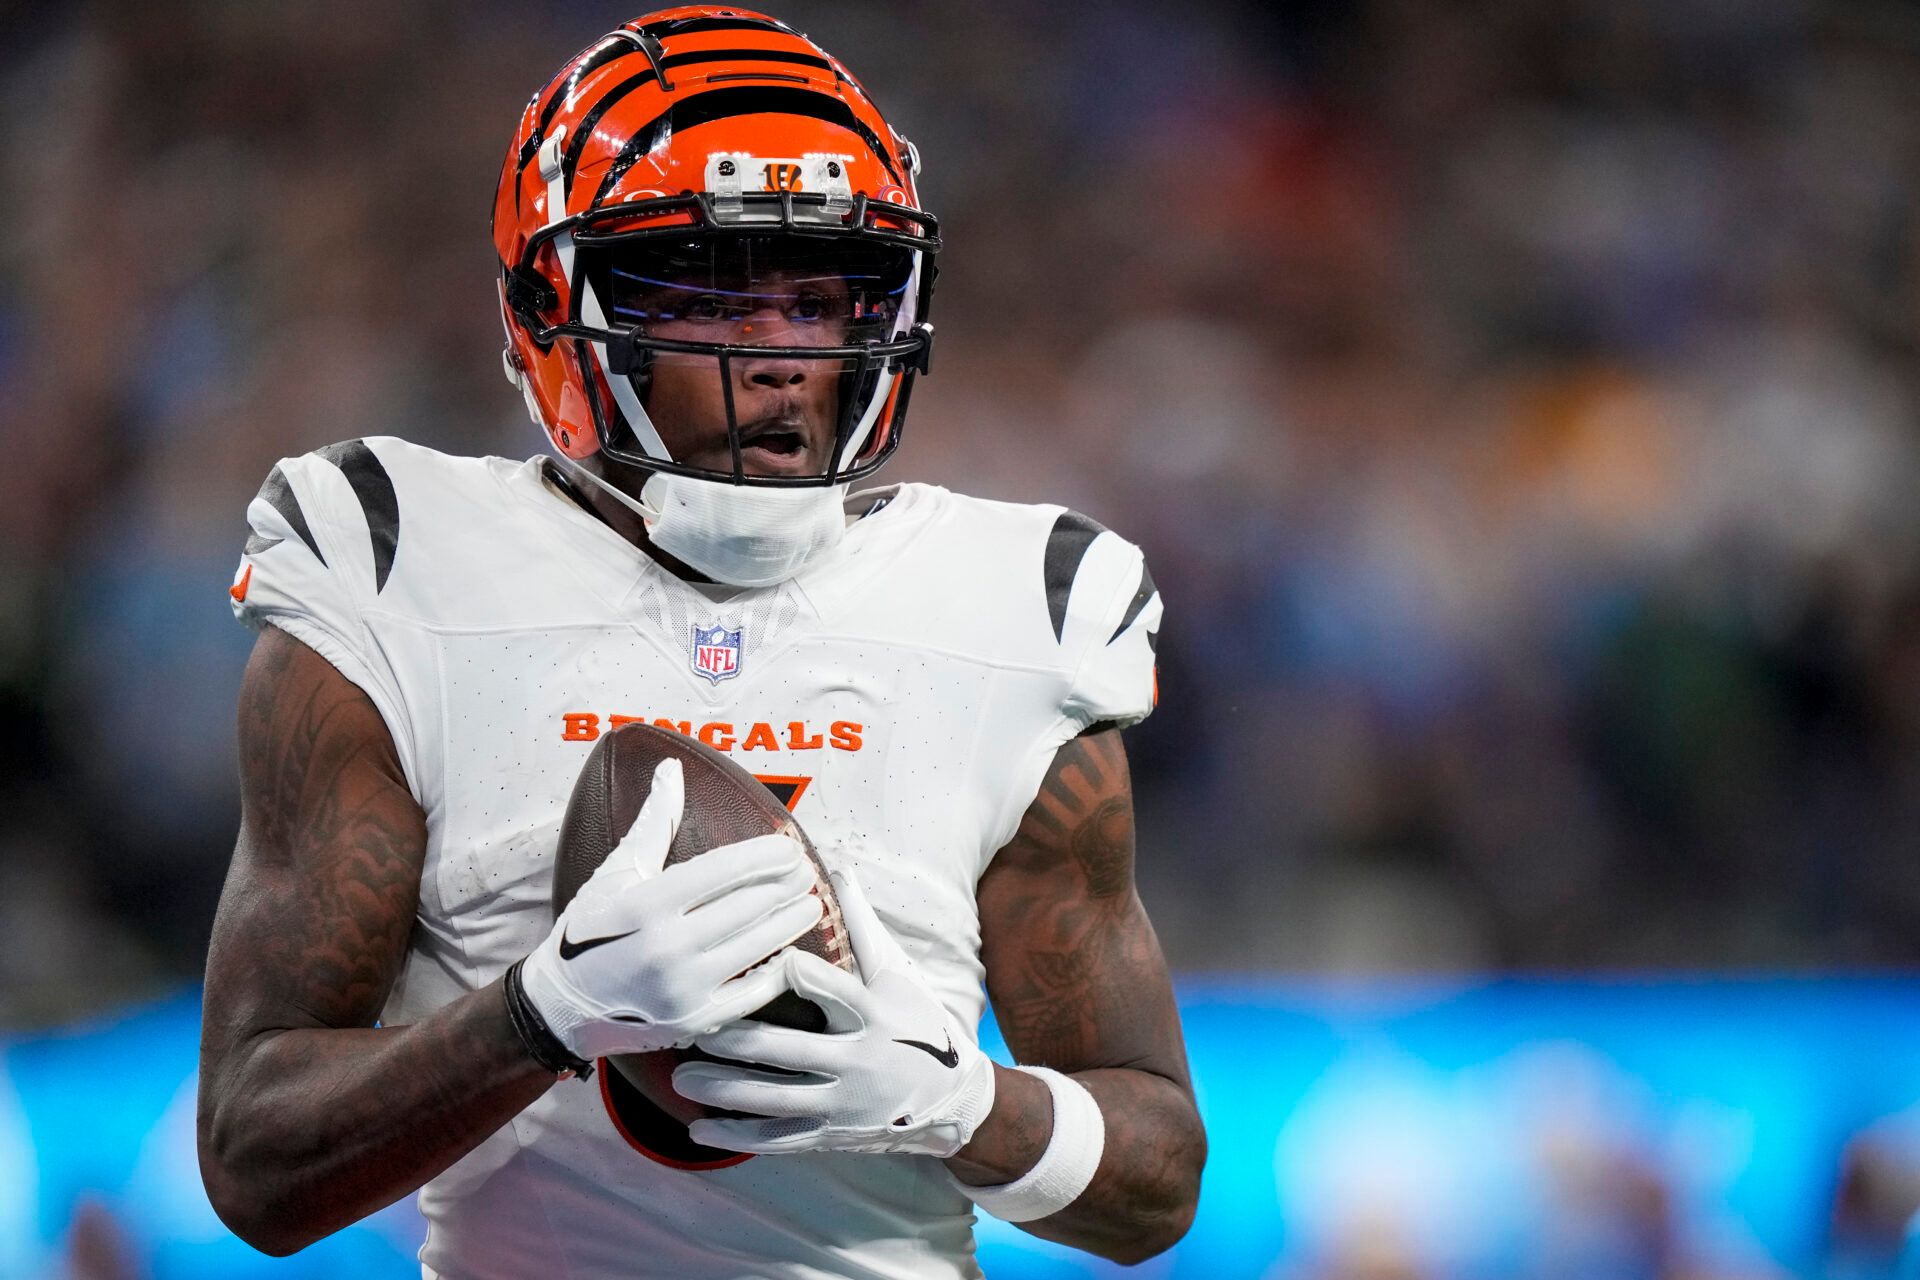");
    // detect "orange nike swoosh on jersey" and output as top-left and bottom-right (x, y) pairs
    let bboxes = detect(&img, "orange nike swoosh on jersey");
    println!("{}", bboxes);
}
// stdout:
(230, 563), (253, 602)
